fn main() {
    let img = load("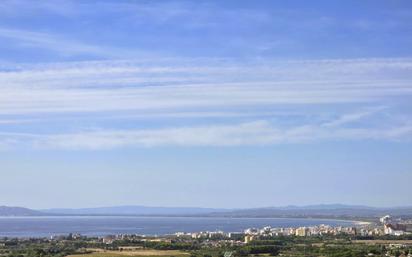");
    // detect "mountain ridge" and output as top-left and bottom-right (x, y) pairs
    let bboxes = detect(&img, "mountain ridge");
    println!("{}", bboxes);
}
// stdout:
(41, 205), (228, 216)
(1, 204), (412, 218)
(205, 205), (412, 219)
(0, 206), (44, 216)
